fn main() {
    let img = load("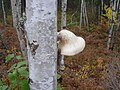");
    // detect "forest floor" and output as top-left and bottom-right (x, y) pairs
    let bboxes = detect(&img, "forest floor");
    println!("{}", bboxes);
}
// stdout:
(0, 23), (120, 90)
